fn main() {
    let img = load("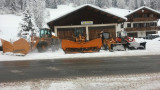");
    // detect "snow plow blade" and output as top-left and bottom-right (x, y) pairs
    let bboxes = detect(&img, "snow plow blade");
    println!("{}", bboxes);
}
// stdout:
(62, 38), (102, 53)
(127, 42), (146, 50)
(1, 38), (30, 55)
(110, 43), (127, 51)
(1, 39), (14, 53)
